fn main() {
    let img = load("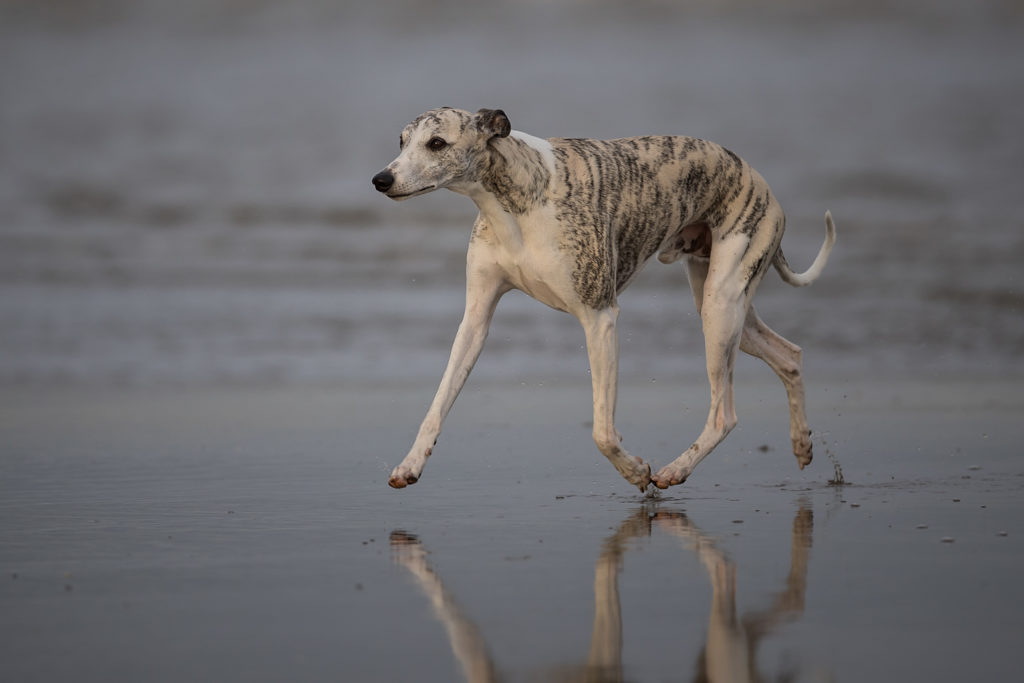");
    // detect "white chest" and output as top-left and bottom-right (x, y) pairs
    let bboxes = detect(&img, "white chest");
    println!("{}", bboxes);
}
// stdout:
(473, 199), (576, 313)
